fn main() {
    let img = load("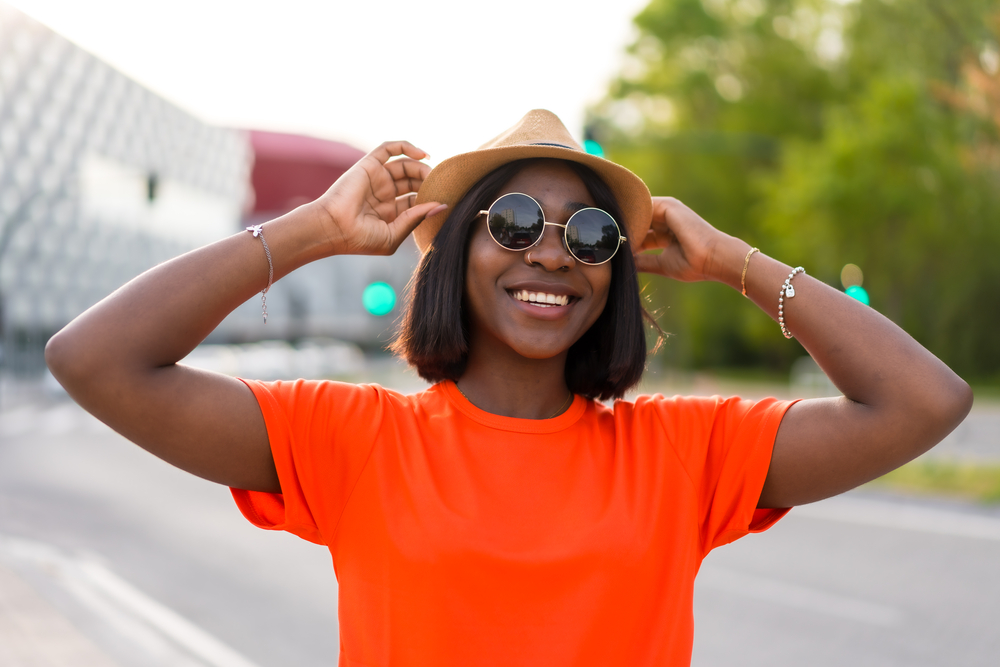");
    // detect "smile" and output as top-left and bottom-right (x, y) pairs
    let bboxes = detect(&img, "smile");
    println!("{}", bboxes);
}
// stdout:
(511, 290), (572, 308)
